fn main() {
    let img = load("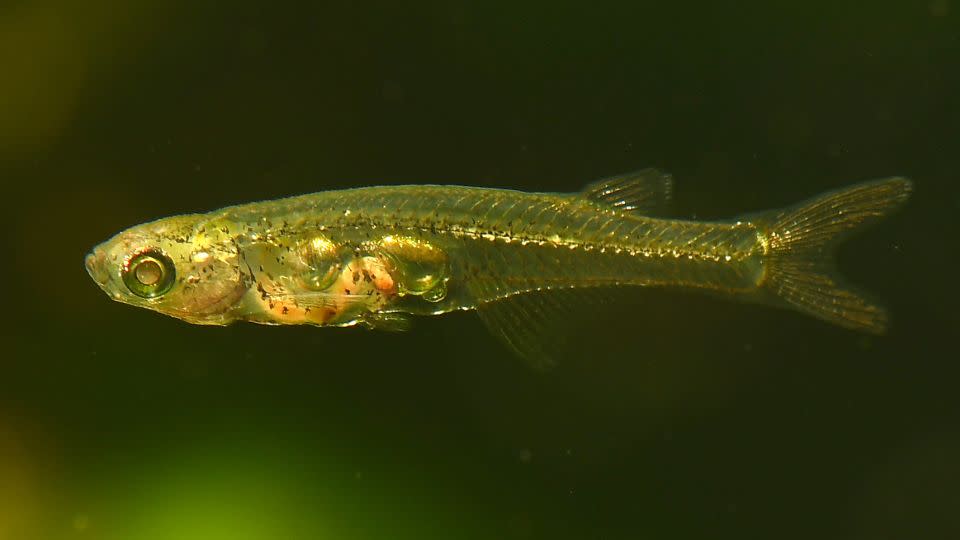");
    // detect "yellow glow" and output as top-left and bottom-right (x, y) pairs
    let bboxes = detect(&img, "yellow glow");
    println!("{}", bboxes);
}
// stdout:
(0, 420), (39, 540)
(73, 513), (90, 531)
(0, 1), (168, 154)
(111, 448), (324, 540)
